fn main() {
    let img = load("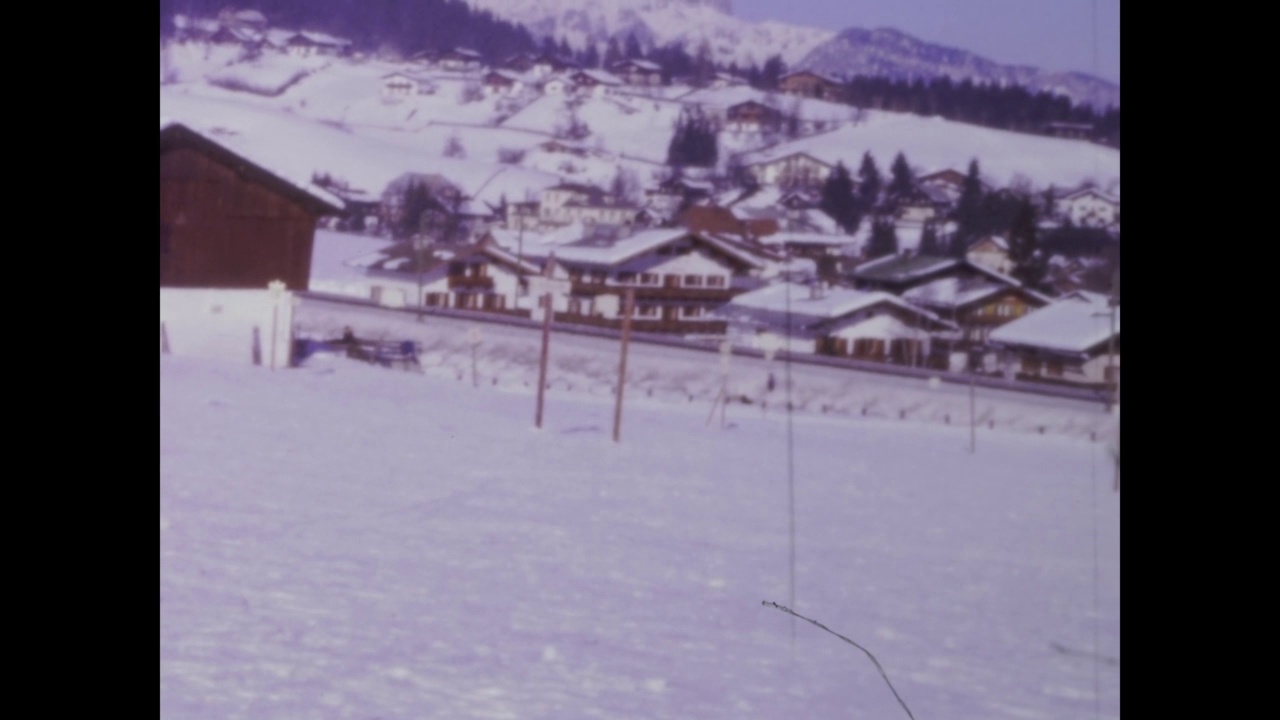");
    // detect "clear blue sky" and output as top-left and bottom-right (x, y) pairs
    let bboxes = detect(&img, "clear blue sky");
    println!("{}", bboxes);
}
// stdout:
(733, 0), (1120, 84)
